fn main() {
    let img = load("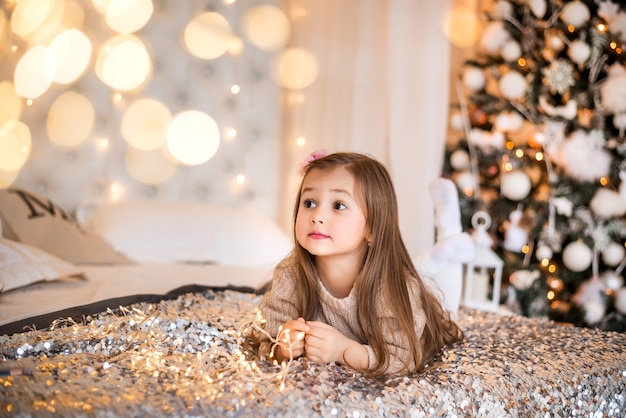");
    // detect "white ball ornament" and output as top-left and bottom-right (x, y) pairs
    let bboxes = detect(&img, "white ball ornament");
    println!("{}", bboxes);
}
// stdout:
(613, 112), (626, 130)
(602, 242), (625, 267)
(529, 0), (547, 18)
(494, 112), (512, 132)
(561, 1), (590, 29)
(500, 170), (532, 201)
(501, 40), (521, 61)
(562, 241), (592, 272)
(508, 111), (523, 132)
(479, 21), (510, 55)
(449, 111), (464, 131)
(568, 40), (591, 66)
(583, 300), (606, 325)
(602, 270), (624, 291)
(455, 170), (476, 192)
(493, 1), (513, 19)
(499, 71), (527, 100)
(535, 243), (553, 261)
(494, 111), (524, 133)
(449, 149), (471, 171)
(590, 188), (626, 219)
(462, 66), (486, 91)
